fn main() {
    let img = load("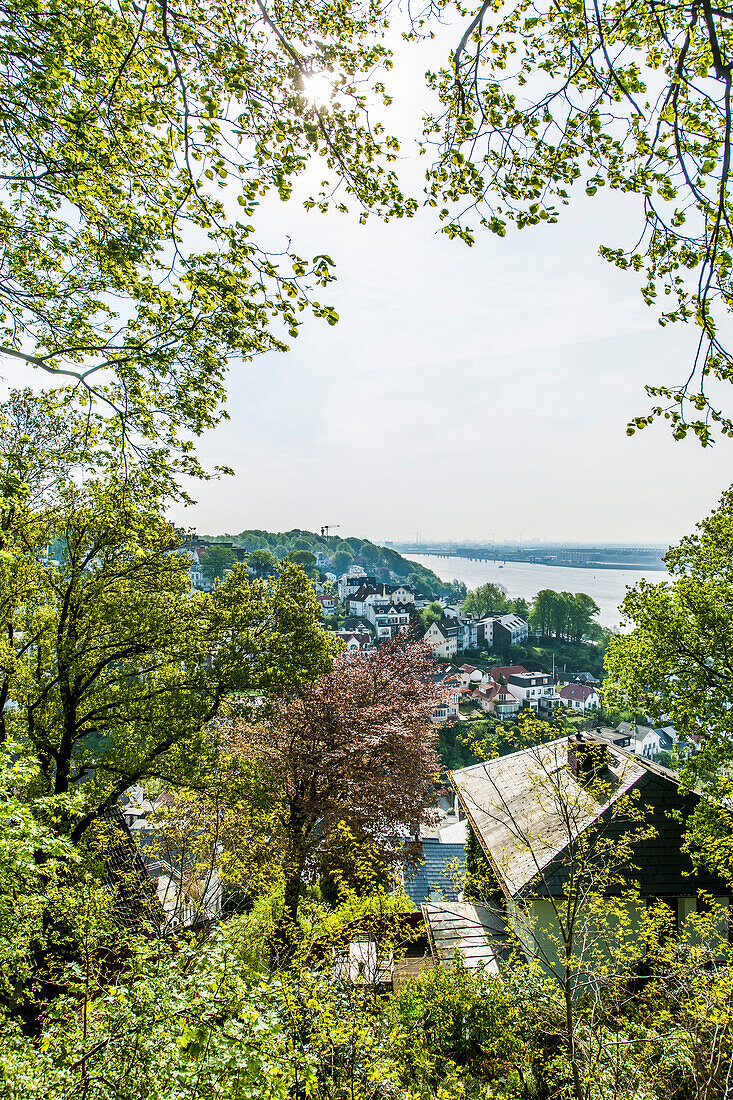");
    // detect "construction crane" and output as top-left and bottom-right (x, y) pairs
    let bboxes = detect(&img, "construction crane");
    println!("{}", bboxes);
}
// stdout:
(320, 524), (340, 538)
